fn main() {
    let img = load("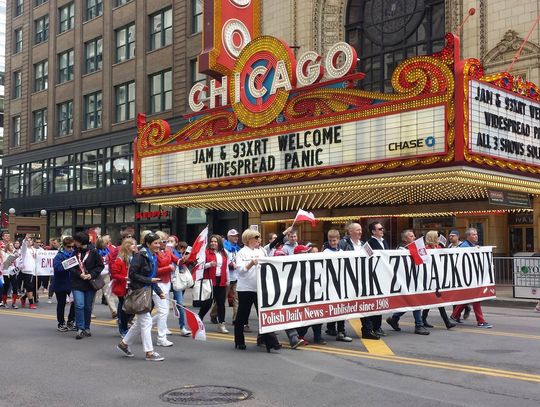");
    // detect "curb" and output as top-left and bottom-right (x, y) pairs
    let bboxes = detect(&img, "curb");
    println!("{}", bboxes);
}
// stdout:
(484, 298), (538, 309)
